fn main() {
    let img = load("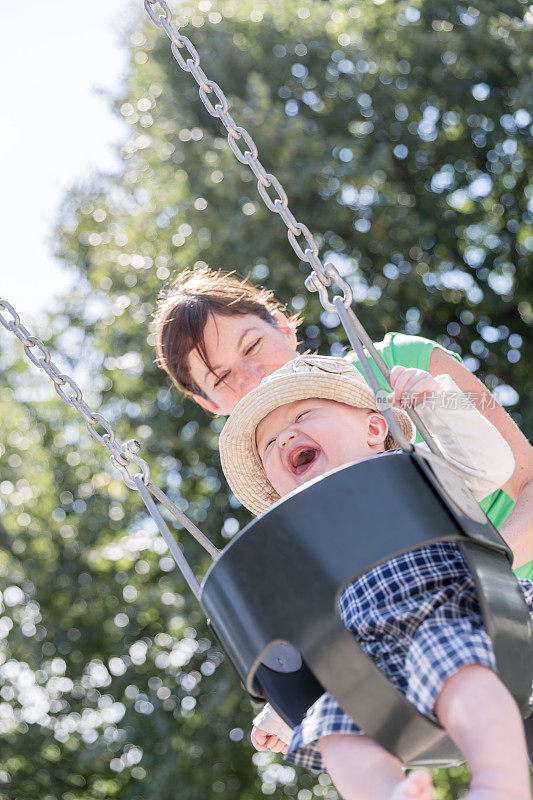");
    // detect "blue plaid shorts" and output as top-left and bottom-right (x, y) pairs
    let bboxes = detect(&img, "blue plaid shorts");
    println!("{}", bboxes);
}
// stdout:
(286, 542), (533, 772)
